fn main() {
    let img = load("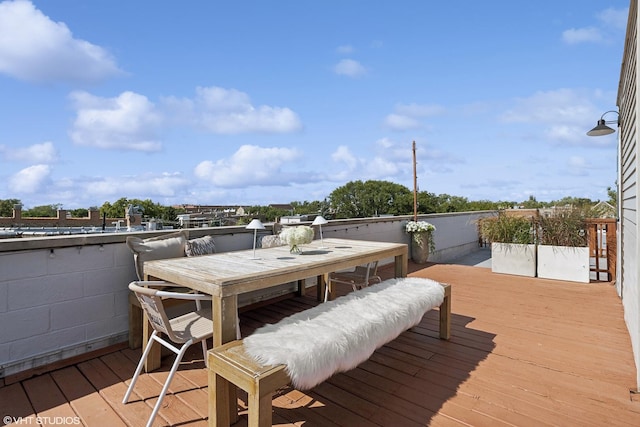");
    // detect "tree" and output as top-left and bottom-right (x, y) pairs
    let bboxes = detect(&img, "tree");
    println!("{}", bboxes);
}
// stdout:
(23, 204), (61, 217)
(70, 208), (89, 218)
(329, 180), (413, 218)
(0, 198), (21, 217)
(607, 185), (618, 207)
